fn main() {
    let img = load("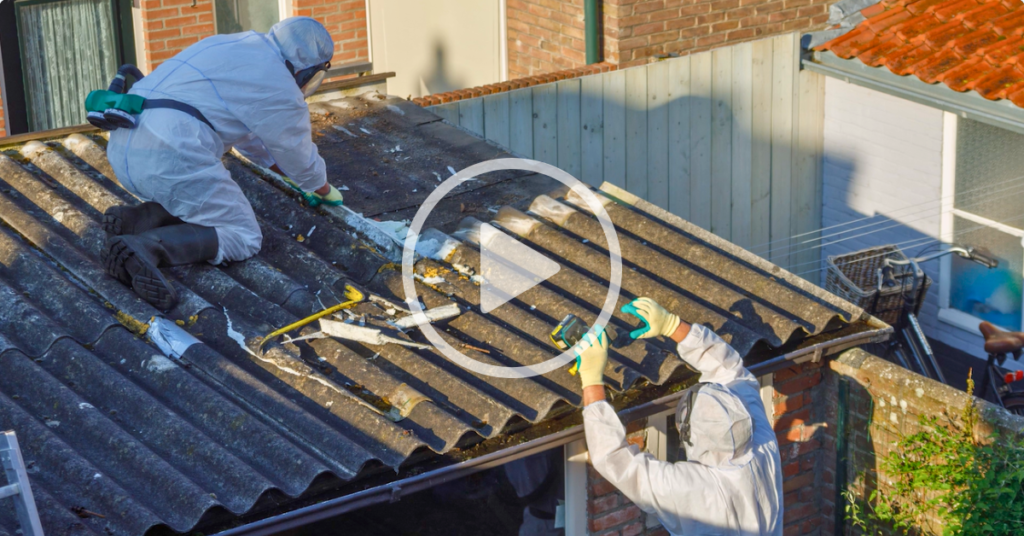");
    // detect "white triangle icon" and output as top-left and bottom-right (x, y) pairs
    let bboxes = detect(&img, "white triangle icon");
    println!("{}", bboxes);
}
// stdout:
(479, 223), (560, 314)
